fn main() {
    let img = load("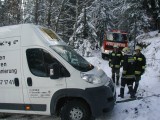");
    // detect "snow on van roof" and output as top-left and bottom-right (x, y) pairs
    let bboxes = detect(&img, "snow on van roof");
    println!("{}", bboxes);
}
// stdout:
(0, 24), (67, 46)
(0, 24), (20, 37)
(0, 24), (20, 32)
(0, 23), (66, 45)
